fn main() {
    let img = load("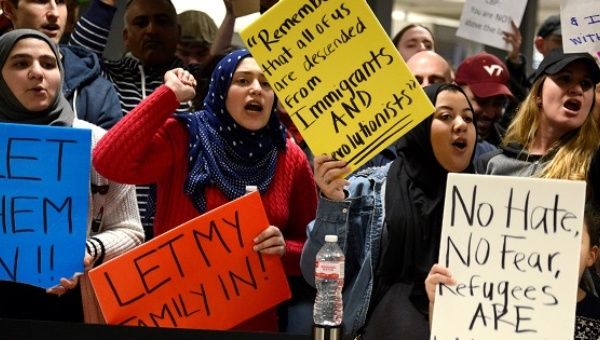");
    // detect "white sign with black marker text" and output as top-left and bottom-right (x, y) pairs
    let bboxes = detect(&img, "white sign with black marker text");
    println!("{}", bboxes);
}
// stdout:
(431, 174), (584, 340)
(456, 0), (528, 51)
